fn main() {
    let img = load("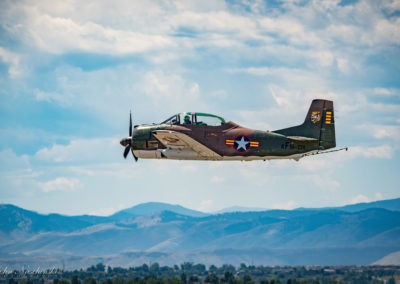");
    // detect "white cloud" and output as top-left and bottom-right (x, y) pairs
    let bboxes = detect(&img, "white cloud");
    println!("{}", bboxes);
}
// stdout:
(349, 194), (370, 204)
(140, 70), (210, 113)
(89, 204), (126, 216)
(13, 12), (174, 55)
(271, 200), (298, 210)
(180, 163), (198, 173)
(34, 89), (73, 106)
(372, 87), (400, 96)
(171, 11), (257, 34)
(359, 124), (400, 140)
(34, 138), (118, 163)
(0, 149), (30, 171)
(383, 0), (400, 13)
(2, 0), (396, 65)
(39, 177), (81, 192)
(349, 192), (384, 205)
(310, 175), (341, 190)
(210, 176), (225, 184)
(235, 109), (272, 131)
(375, 192), (383, 201)
(348, 145), (394, 159)
(0, 47), (22, 77)
(373, 18), (400, 45)
(198, 199), (214, 212)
